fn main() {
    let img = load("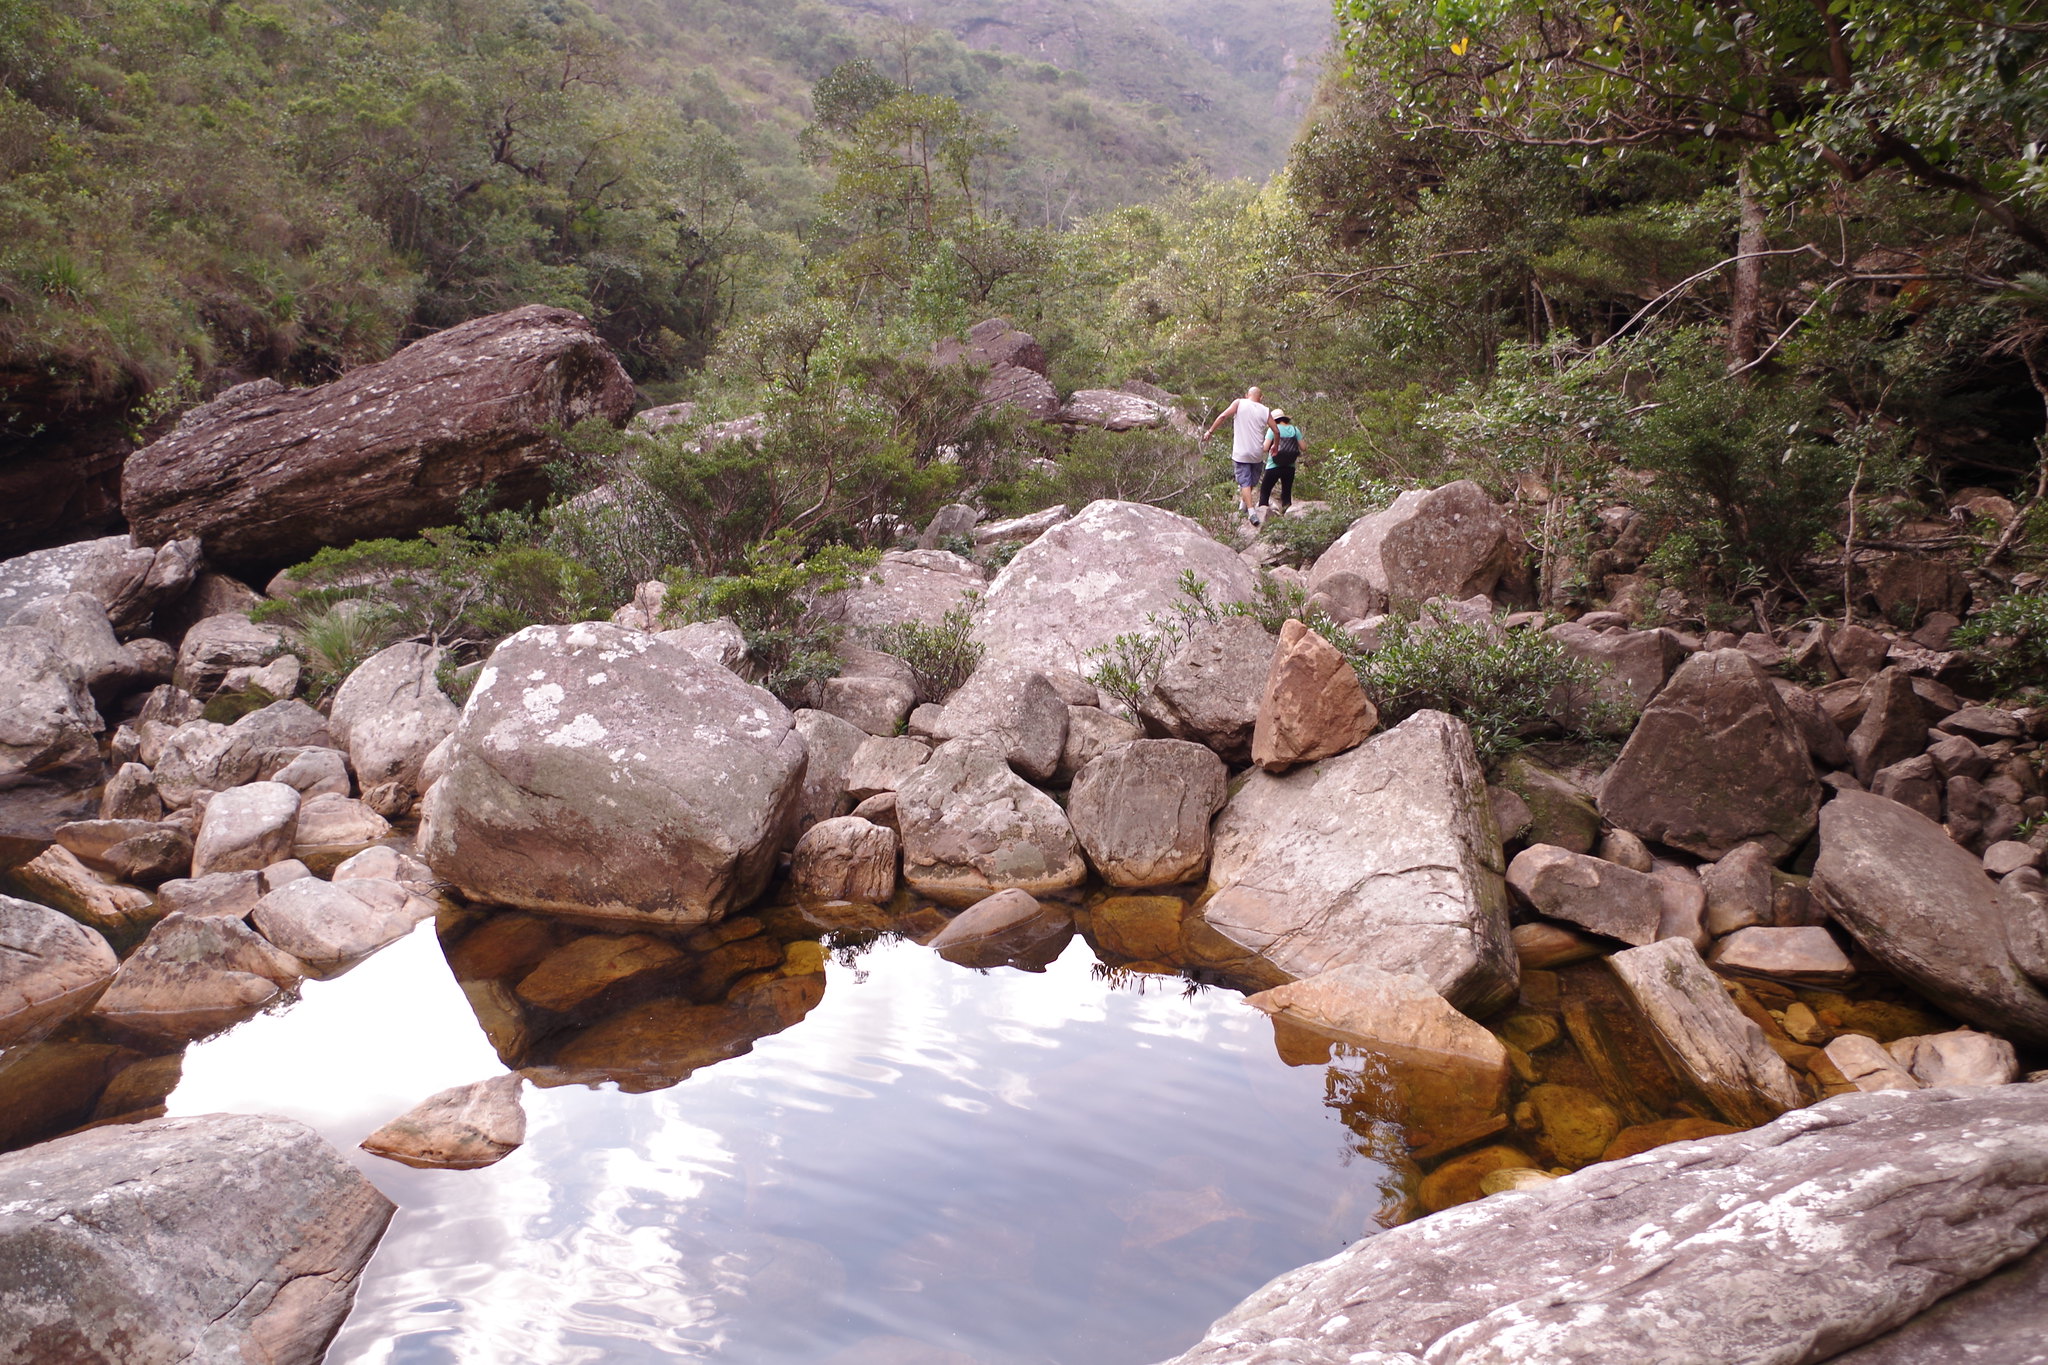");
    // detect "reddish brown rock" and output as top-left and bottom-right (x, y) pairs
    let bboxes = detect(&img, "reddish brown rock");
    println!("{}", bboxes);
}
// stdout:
(1251, 619), (1376, 772)
(361, 1073), (526, 1170)
(790, 816), (900, 904)
(122, 306), (635, 572)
